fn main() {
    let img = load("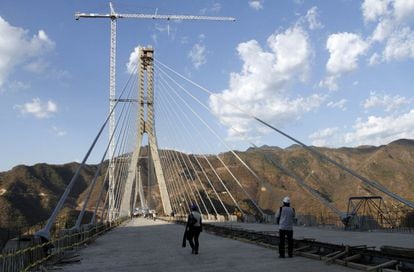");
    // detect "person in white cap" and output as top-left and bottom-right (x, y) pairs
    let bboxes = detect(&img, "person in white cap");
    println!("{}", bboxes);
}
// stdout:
(275, 196), (295, 258)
